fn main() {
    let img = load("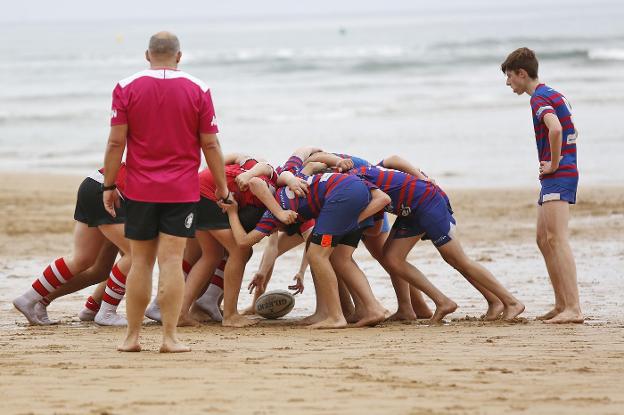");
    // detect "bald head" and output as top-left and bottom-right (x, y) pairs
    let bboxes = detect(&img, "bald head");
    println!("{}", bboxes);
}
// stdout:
(148, 31), (180, 57)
